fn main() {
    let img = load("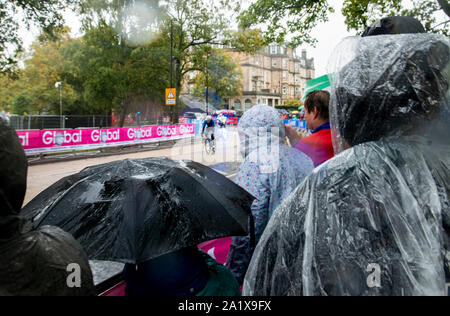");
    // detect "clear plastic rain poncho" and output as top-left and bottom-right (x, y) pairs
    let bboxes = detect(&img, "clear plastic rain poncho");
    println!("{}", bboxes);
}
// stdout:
(243, 34), (450, 296)
(226, 105), (314, 285)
